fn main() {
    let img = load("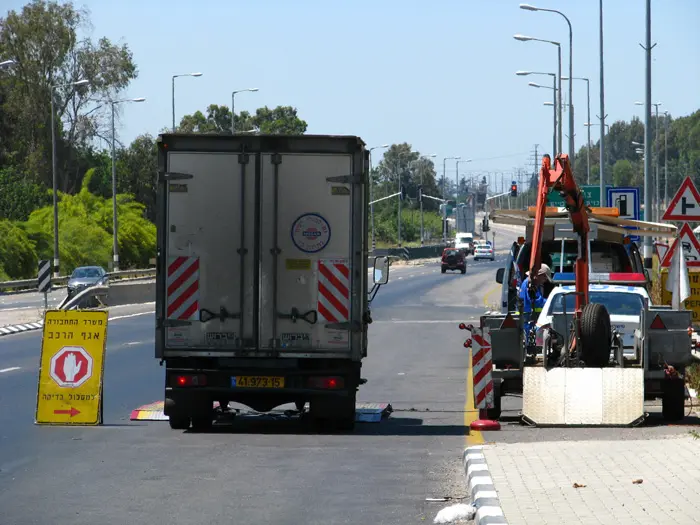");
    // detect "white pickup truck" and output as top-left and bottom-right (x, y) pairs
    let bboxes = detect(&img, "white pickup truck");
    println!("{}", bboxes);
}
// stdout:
(154, 133), (389, 431)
